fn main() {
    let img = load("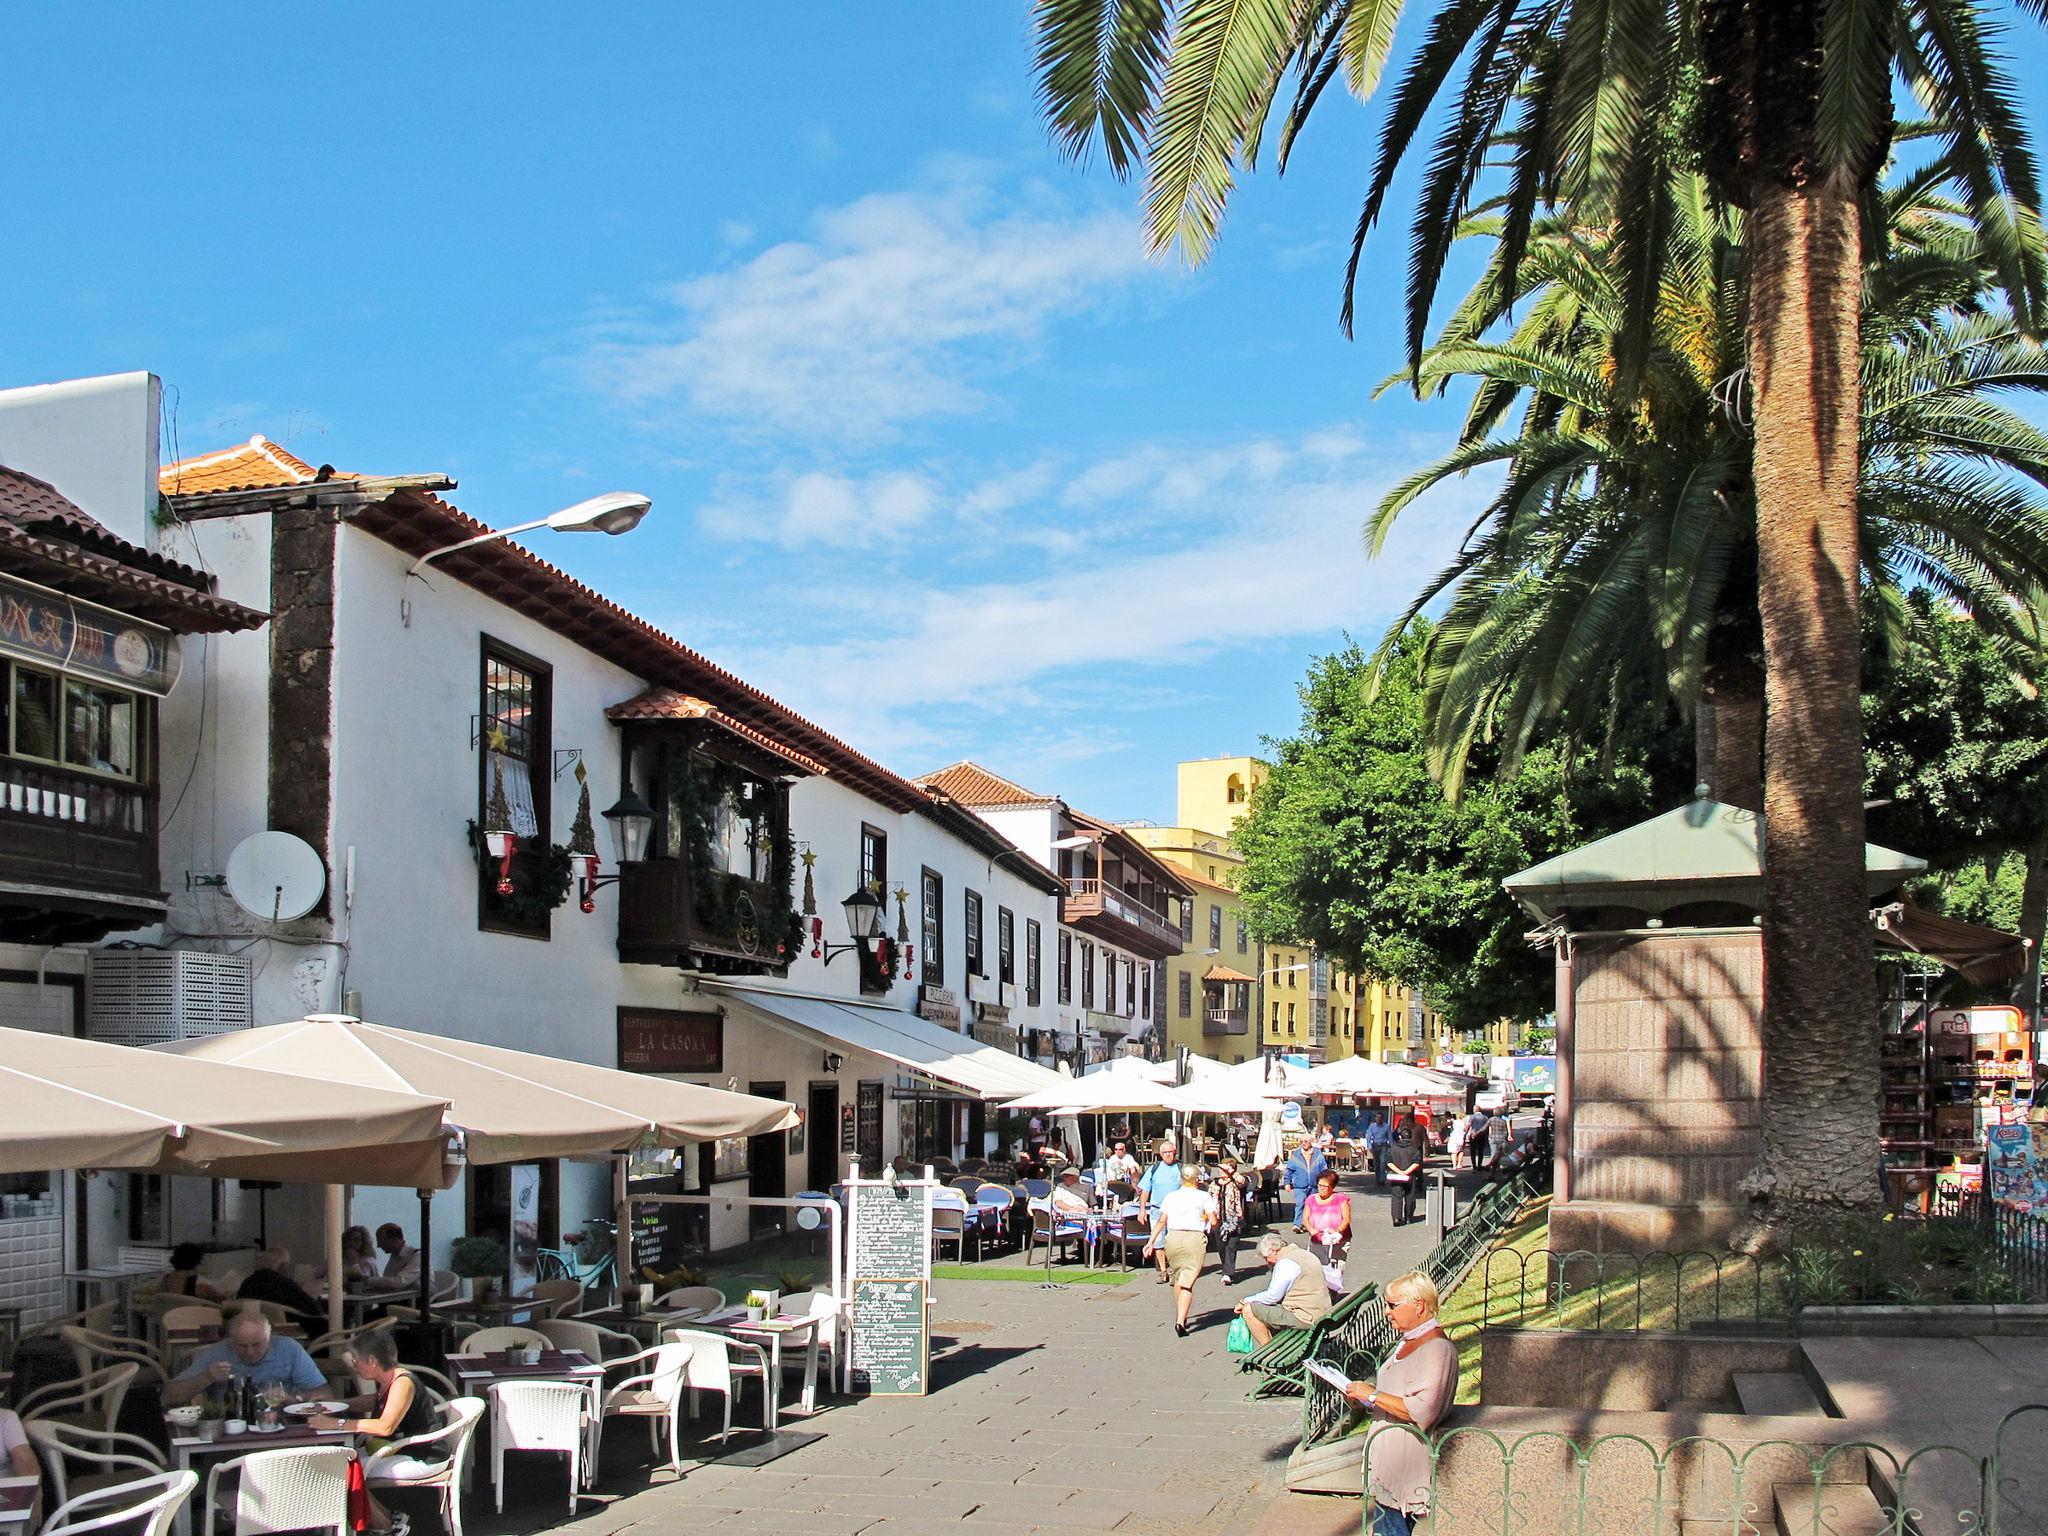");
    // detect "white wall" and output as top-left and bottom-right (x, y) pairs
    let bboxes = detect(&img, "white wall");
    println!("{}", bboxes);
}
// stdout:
(0, 372), (161, 548)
